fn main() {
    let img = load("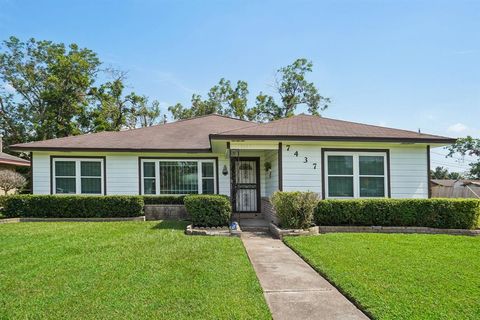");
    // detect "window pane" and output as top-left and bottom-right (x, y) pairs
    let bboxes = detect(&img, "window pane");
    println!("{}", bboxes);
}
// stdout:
(55, 161), (75, 176)
(56, 177), (76, 194)
(328, 177), (354, 197)
(144, 178), (156, 195)
(328, 156), (353, 175)
(143, 162), (156, 178)
(159, 161), (198, 194)
(360, 177), (385, 197)
(81, 178), (101, 194)
(202, 179), (214, 194)
(359, 156), (384, 175)
(81, 161), (101, 177)
(202, 162), (214, 178)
